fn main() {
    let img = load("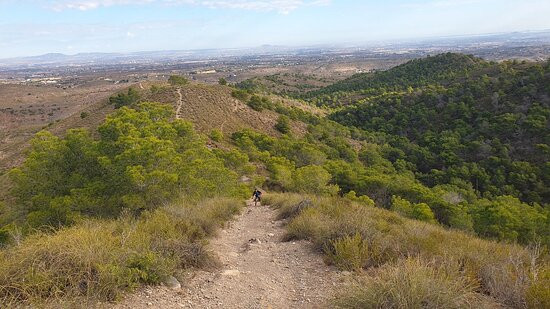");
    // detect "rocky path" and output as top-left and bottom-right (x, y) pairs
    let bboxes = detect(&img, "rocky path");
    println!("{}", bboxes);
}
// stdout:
(114, 202), (341, 309)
